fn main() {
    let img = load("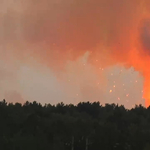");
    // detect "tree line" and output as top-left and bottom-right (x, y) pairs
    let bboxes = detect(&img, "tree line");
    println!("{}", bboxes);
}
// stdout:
(0, 99), (150, 150)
